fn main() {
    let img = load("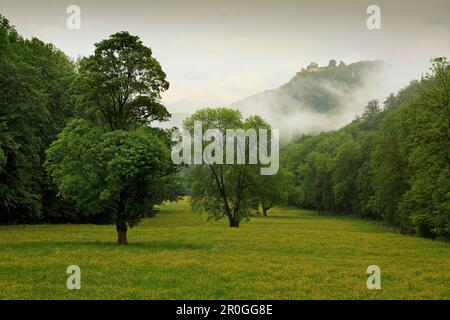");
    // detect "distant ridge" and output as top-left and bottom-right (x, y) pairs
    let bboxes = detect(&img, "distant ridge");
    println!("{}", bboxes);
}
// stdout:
(233, 60), (386, 114)
(232, 60), (388, 142)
